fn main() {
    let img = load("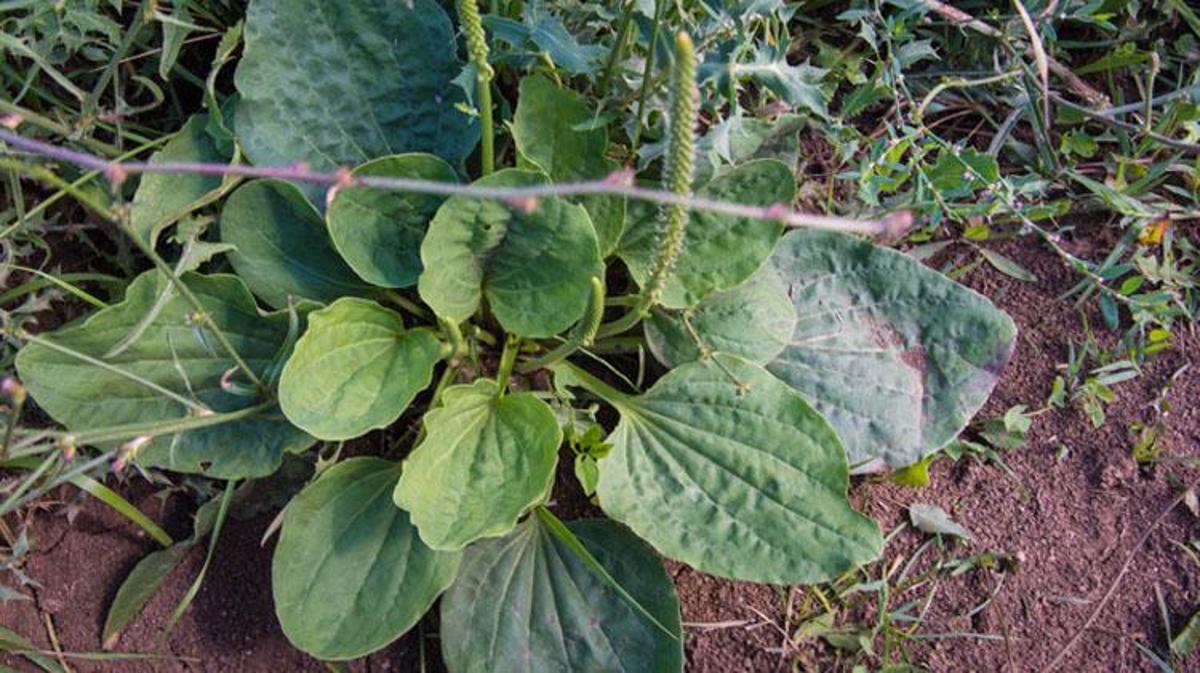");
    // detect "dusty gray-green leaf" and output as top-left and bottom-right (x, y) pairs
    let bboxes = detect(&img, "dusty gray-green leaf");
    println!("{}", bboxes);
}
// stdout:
(619, 159), (795, 308)
(273, 458), (460, 660)
(15, 271), (314, 478)
(394, 379), (561, 550)
(279, 298), (443, 440)
(129, 114), (231, 245)
(645, 264), (796, 368)
(512, 74), (625, 255)
(327, 154), (457, 288)
(234, 0), (477, 170)
(220, 179), (373, 308)
(417, 169), (603, 337)
(908, 503), (972, 540)
(593, 355), (882, 583)
(768, 229), (1016, 468)
(440, 517), (683, 673)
